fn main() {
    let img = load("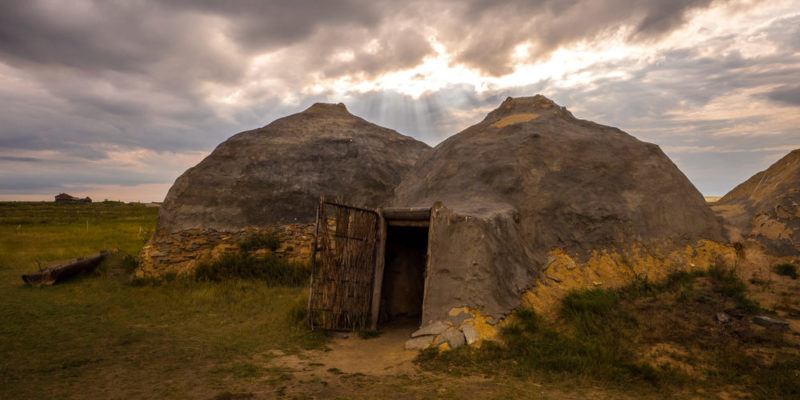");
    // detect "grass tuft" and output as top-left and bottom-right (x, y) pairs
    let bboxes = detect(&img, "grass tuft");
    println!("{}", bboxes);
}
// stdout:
(417, 264), (788, 395)
(239, 232), (281, 253)
(772, 263), (798, 279)
(708, 265), (761, 312)
(194, 251), (310, 286)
